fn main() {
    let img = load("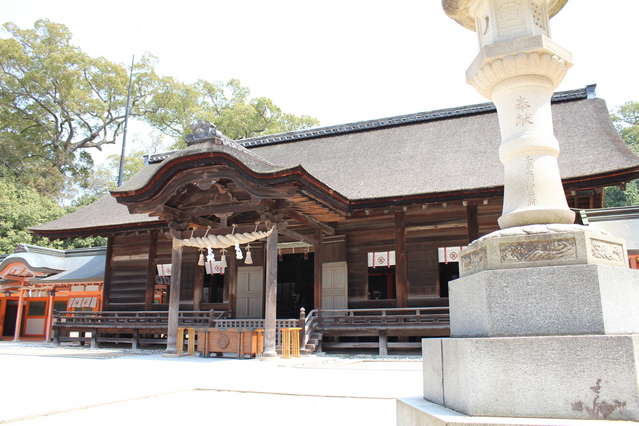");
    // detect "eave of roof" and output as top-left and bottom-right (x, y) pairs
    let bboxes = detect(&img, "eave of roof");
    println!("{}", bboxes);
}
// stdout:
(29, 194), (164, 239)
(0, 245), (107, 283)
